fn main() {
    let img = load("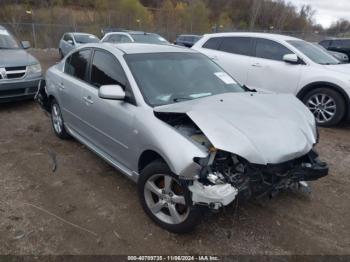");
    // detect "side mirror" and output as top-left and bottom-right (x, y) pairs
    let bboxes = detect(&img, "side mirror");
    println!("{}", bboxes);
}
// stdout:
(67, 39), (74, 45)
(21, 41), (31, 49)
(283, 54), (299, 64)
(99, 85), (125, 100)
